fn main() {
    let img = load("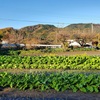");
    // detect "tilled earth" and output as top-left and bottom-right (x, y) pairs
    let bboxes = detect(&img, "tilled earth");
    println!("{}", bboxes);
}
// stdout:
(0, 88), (100, 100)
